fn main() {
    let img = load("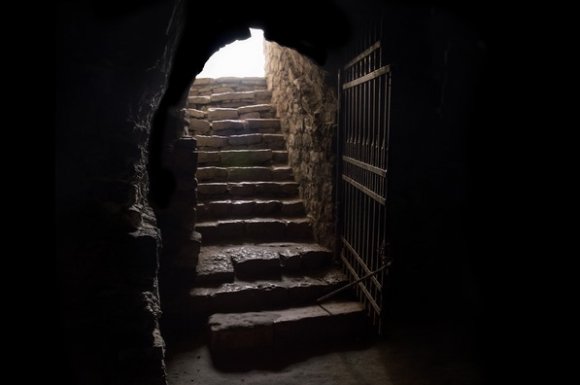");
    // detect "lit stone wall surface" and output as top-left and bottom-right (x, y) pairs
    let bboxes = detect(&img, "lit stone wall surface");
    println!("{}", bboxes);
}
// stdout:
(265, 42), (337, 249)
